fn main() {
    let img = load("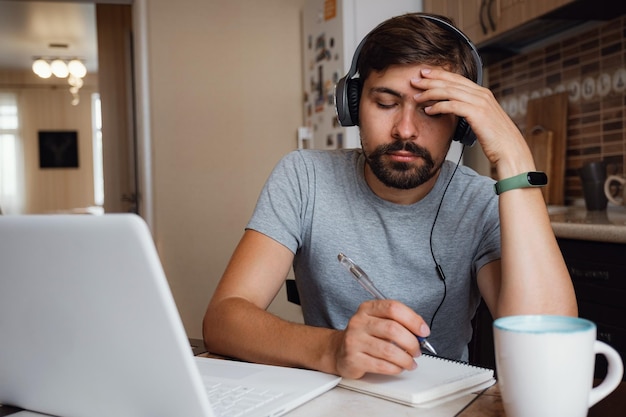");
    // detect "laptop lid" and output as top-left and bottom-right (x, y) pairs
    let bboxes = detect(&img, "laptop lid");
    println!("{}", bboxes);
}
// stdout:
(0, 214), (339, 417)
